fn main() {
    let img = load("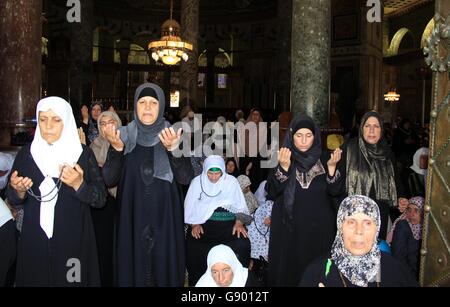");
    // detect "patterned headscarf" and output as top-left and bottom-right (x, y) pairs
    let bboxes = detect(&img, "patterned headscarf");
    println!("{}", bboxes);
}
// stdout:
(331, 195), (381, 287)
(387, 196), (424, 243)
